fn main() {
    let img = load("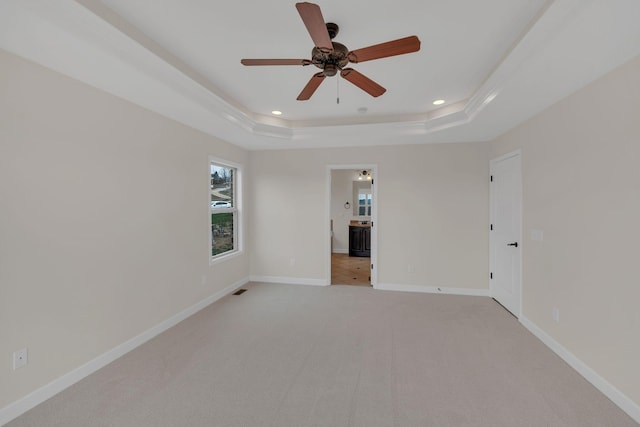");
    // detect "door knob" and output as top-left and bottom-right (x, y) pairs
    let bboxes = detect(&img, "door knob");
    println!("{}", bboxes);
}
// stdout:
(507, 242), (518, 248)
